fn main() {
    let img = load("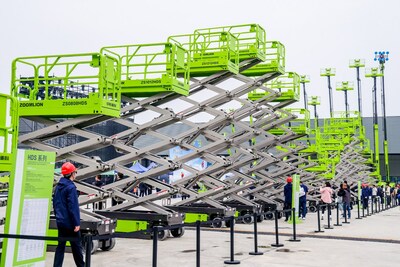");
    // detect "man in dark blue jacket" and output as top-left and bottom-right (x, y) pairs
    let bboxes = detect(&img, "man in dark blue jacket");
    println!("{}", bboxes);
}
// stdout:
(299, 181), (309, 219)
(53, 162), (84, 267)
(361, 184), (370, 210)
(284, 177), (293, 221)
